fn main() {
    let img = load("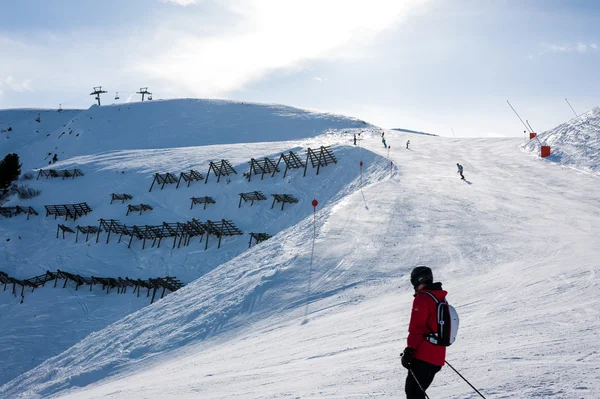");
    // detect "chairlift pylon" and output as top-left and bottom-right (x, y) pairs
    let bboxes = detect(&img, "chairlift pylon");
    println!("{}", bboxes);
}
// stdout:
(115, 92), (120, 100)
